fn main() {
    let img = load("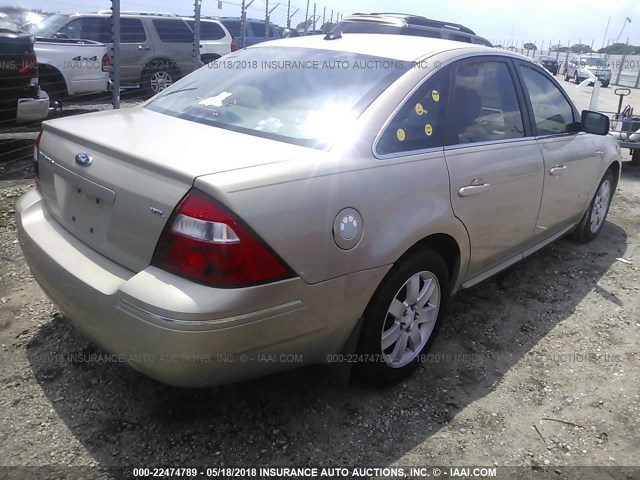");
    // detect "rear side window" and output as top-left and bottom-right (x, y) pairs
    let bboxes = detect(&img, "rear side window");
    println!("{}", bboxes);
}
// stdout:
(60, 17), (110, 43)
(376, 68), (450, 156)
(186, 21), (226, 40)
(447, 60), (524, 145)
(519, 65), (576, 135)
(249, 22), (274, 38)
(221, 21), (242, 38)
(121, 18), (146, 43)
(153, 19), (193, 43)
